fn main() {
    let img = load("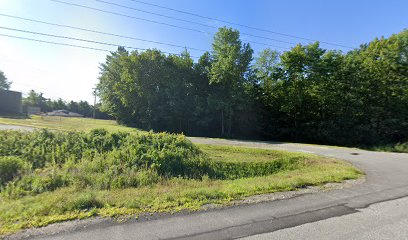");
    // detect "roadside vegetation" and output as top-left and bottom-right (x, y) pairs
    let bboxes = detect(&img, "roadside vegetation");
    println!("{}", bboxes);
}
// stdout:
(369, 142), (408, 153)
(0, 129), (362, 235)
